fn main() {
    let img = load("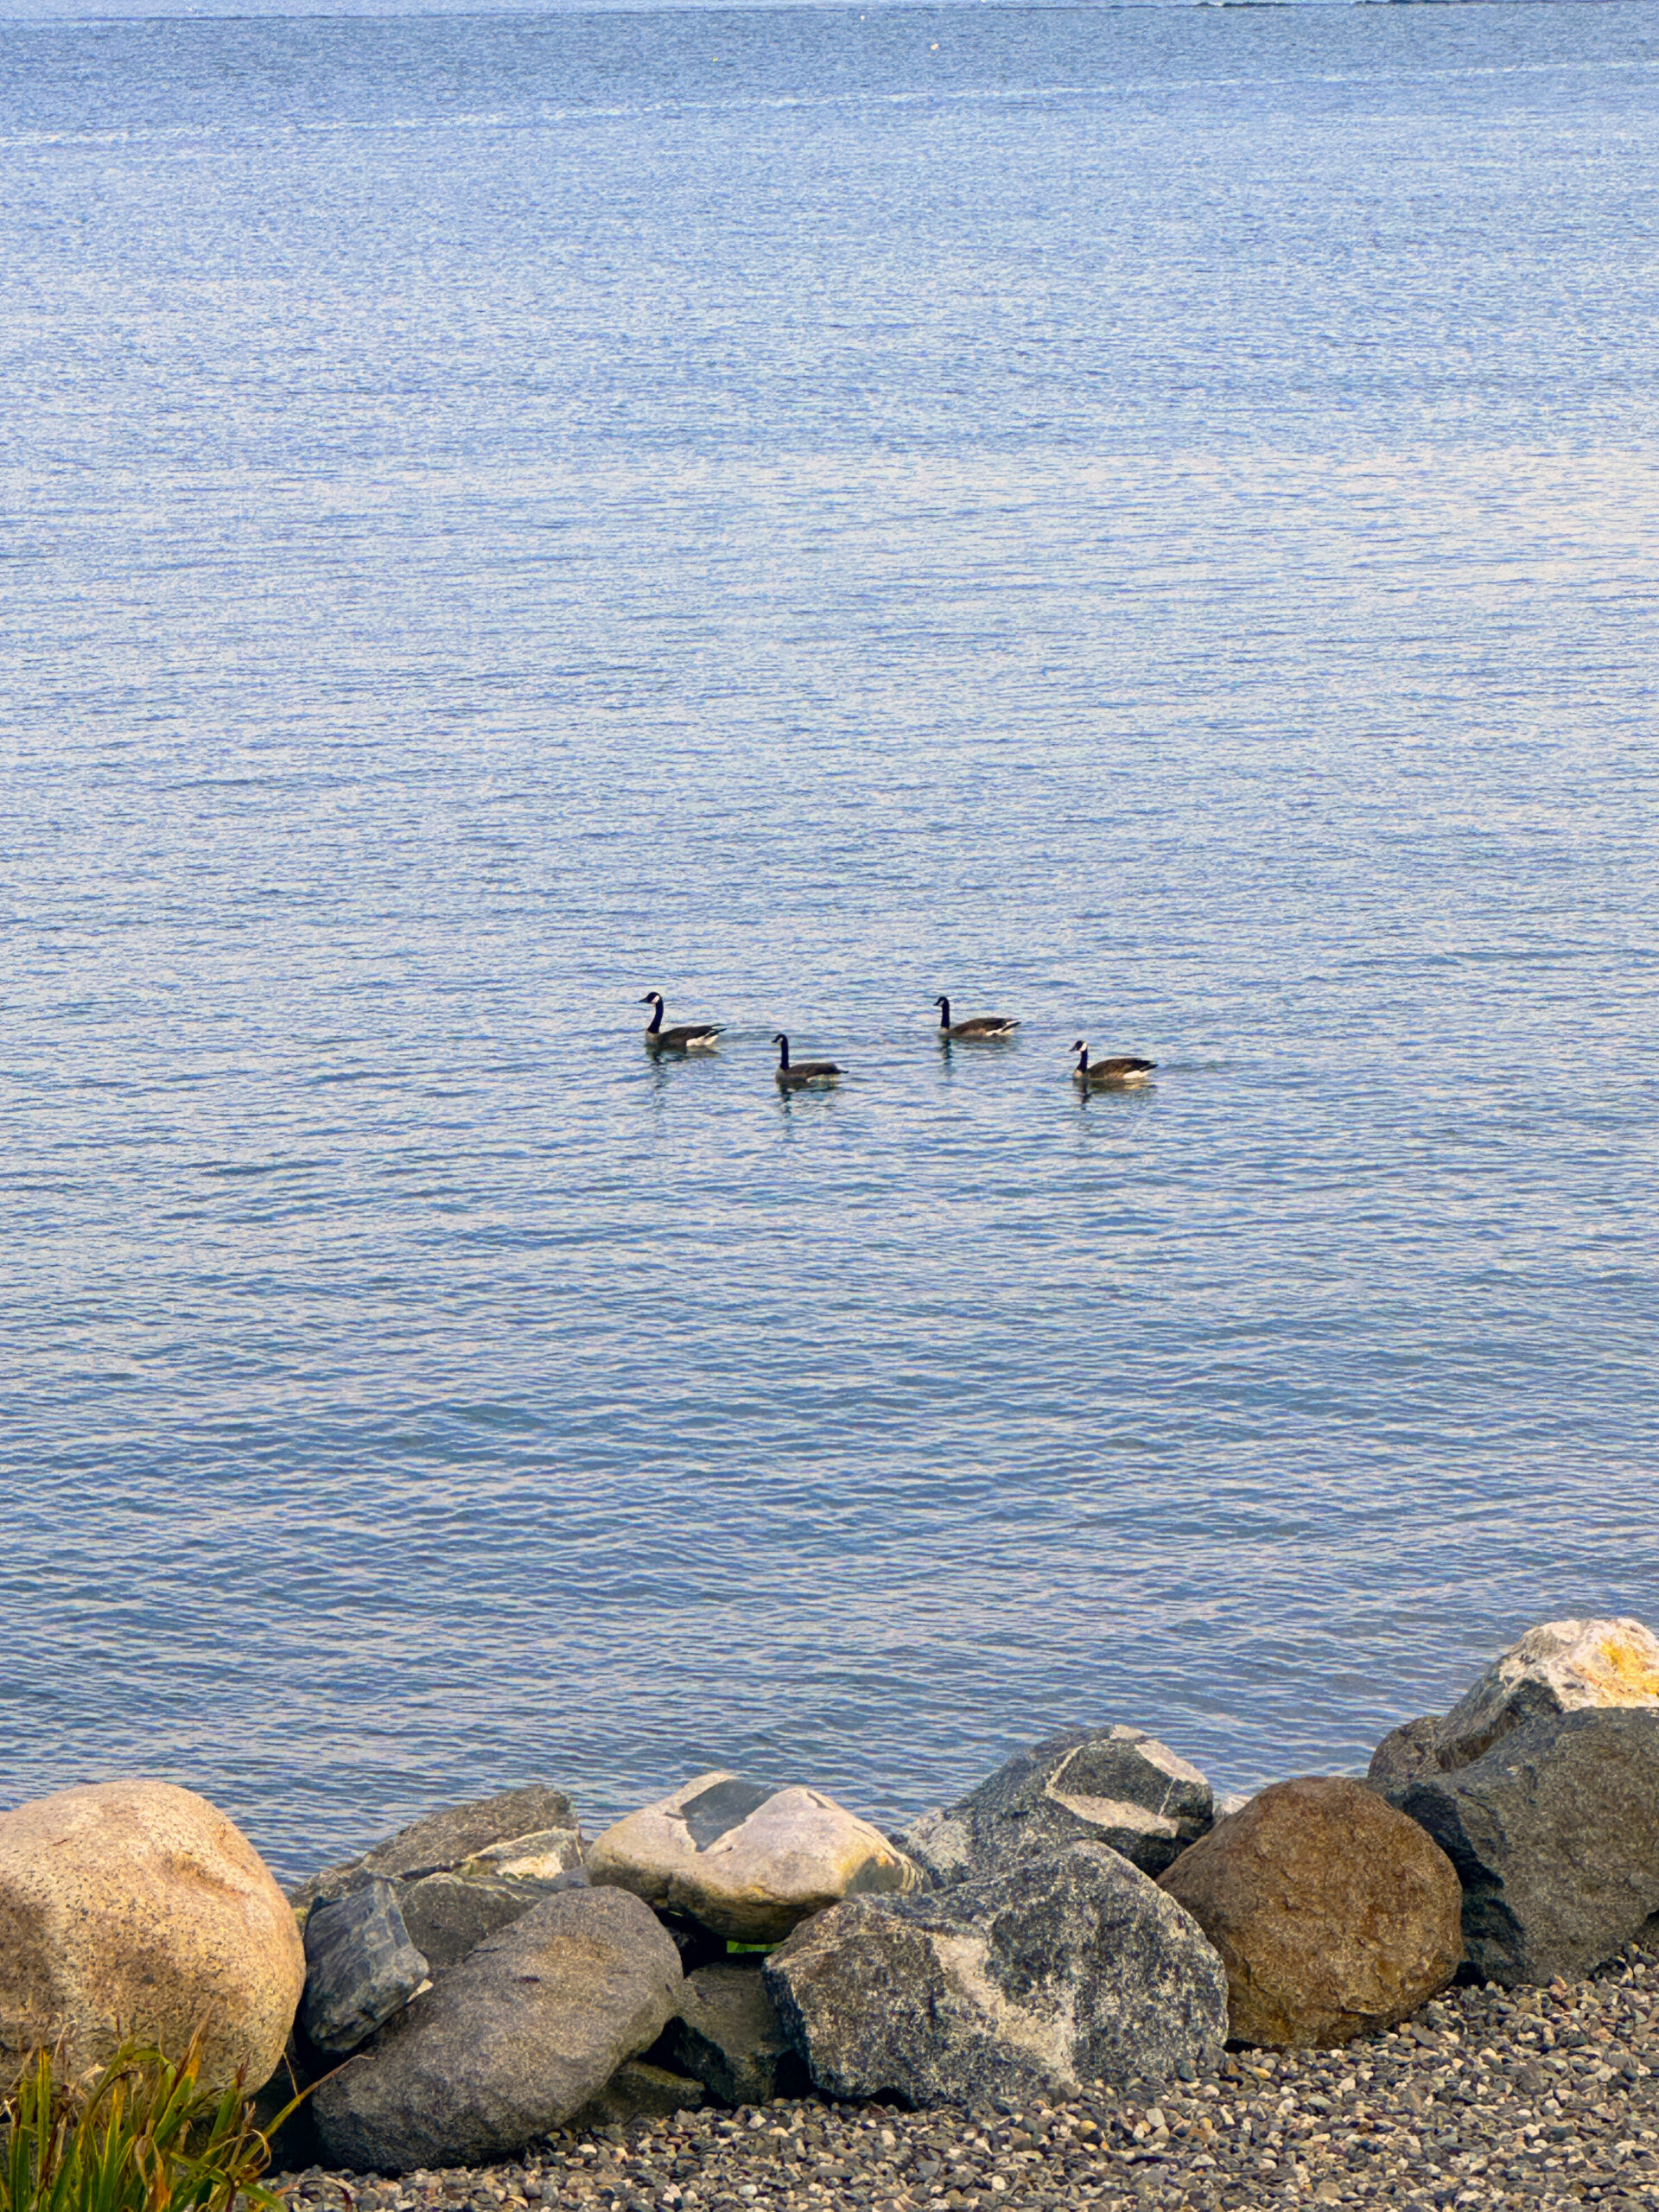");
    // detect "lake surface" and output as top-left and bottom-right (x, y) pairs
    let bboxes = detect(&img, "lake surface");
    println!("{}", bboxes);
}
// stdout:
(3, 0), (1656, 1885)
